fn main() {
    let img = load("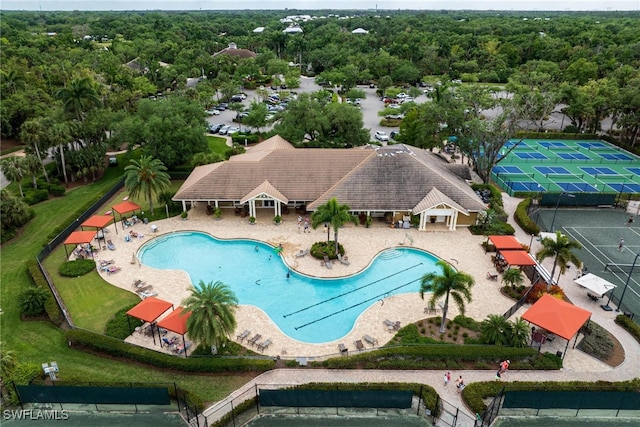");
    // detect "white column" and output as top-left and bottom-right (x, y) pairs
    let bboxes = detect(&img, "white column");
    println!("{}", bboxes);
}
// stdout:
(419, 213), (426, 231)
(181, 200), (186, 211)
(249, 200), (256, 218)
(450, 211), (458, 230)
